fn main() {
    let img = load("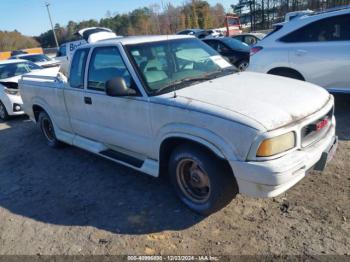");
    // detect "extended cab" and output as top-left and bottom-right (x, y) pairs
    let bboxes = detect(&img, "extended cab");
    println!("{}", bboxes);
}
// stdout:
(19, 35), (337, 214)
